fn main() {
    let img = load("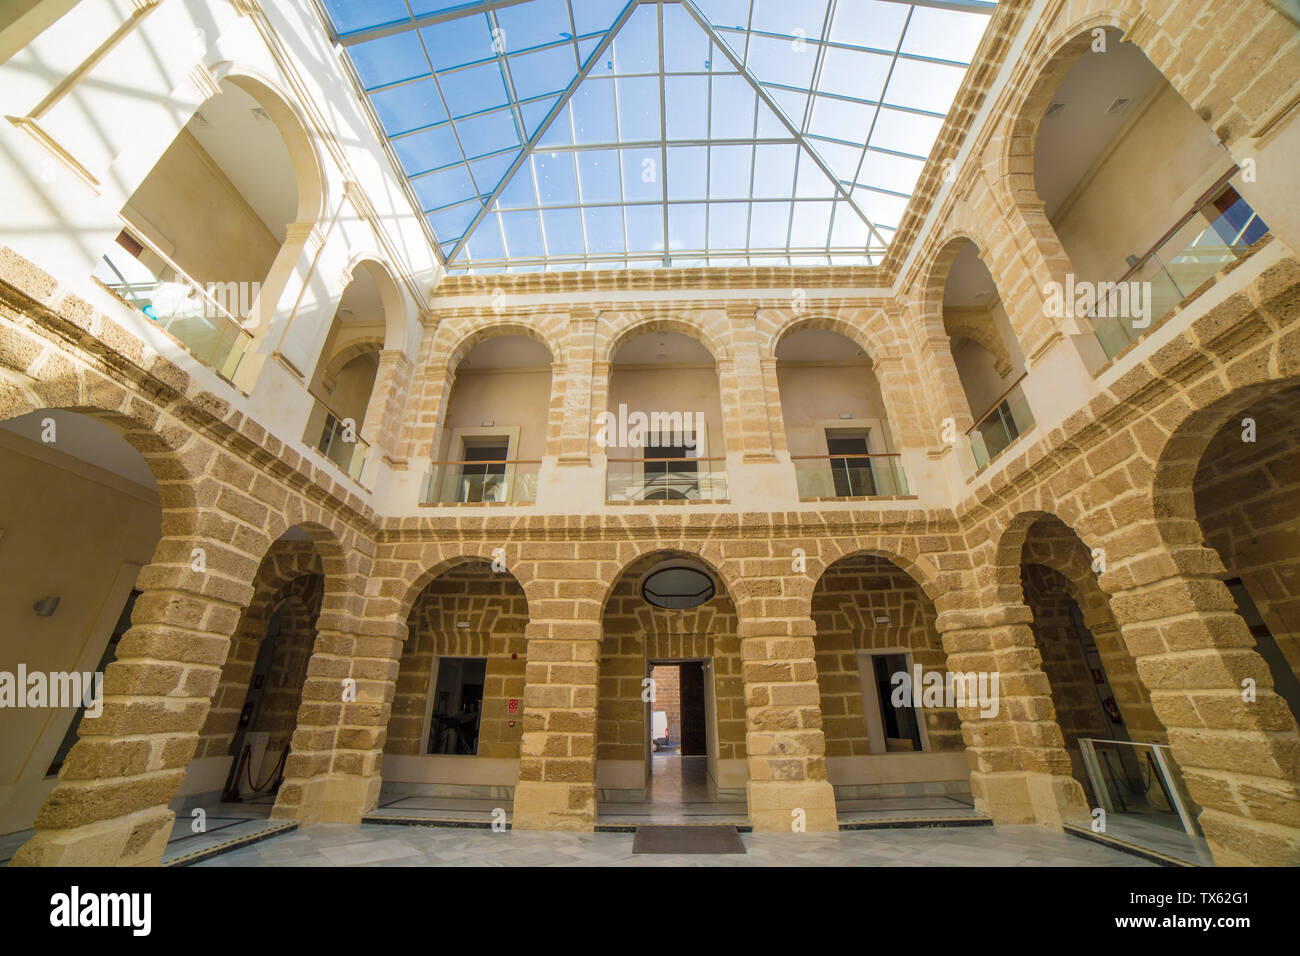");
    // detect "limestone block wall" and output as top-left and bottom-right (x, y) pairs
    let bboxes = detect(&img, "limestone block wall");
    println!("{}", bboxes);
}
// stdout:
(386, 564), (528, 759)
(811, 554), (962, 756)
(598, 566), (745, 764)
(1194, 388), (1300, 674)
(1022, 563), (1109, 747)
